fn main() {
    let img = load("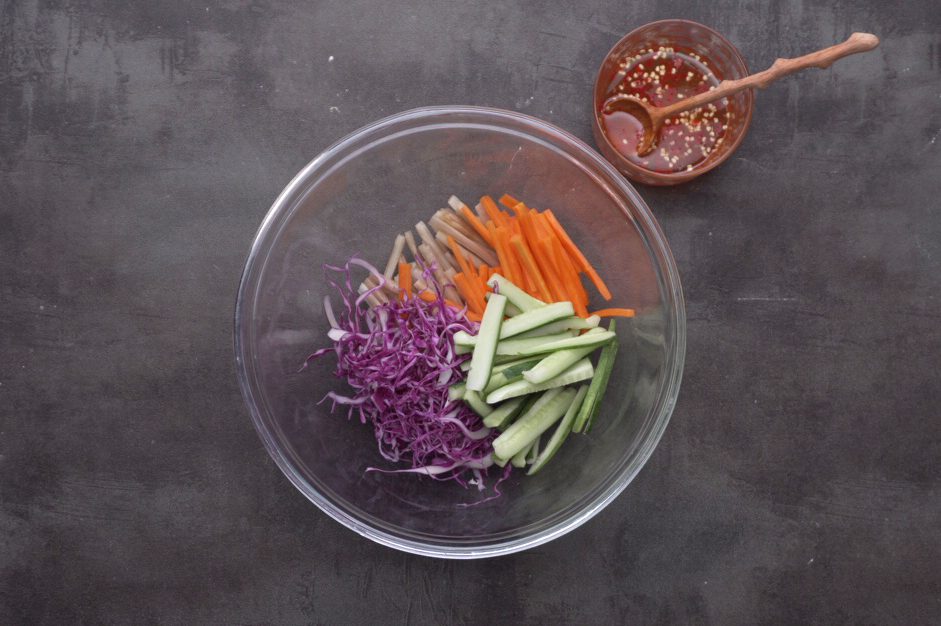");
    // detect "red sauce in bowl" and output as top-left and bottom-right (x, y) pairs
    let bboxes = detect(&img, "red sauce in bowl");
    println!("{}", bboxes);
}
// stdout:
(599, 45), (735, 174)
